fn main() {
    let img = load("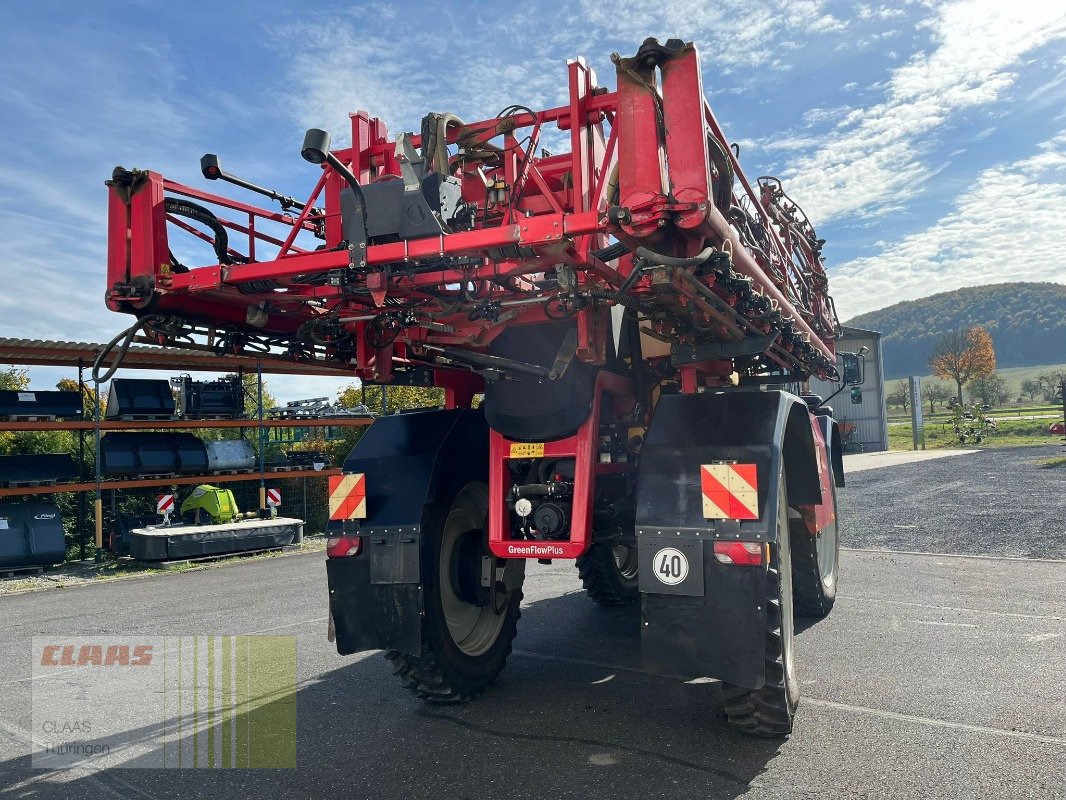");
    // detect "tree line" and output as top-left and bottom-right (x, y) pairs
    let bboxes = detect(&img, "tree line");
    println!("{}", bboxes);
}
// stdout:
(884, 324), (1065, 412)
